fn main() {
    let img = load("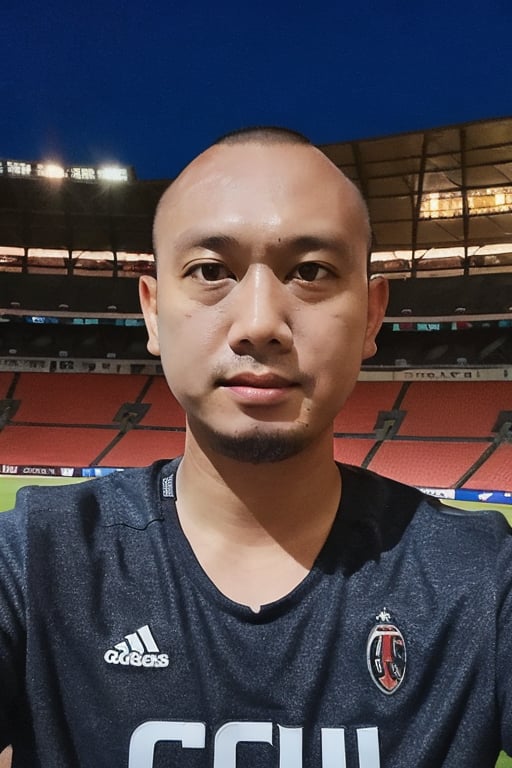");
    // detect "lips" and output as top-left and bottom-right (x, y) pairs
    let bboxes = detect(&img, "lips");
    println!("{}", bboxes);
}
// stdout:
(220, 372), (294, 388)
(218, 371), (296, 405)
